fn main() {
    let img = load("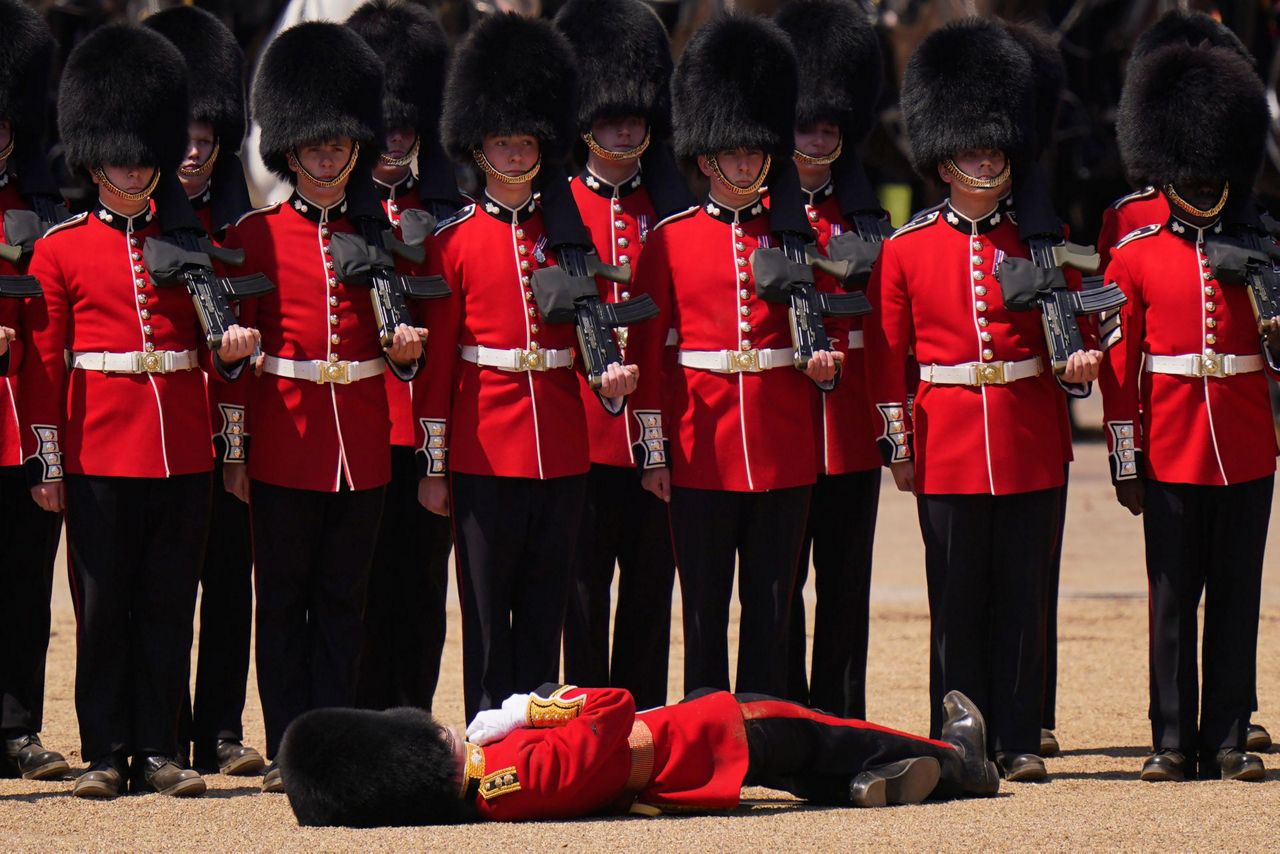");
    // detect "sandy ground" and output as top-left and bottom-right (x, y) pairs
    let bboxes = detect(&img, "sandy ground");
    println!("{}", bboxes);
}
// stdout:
(2, 429), (1279, 852)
